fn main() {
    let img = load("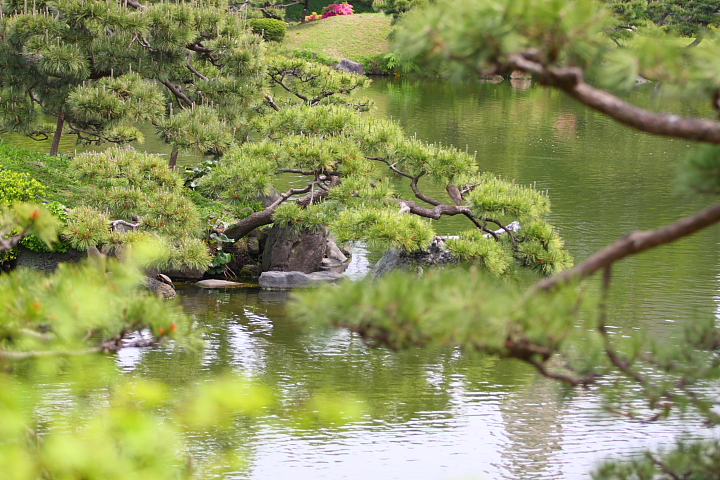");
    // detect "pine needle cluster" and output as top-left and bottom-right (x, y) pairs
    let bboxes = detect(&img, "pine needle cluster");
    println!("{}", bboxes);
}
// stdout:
(65, 148), (209, 270)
